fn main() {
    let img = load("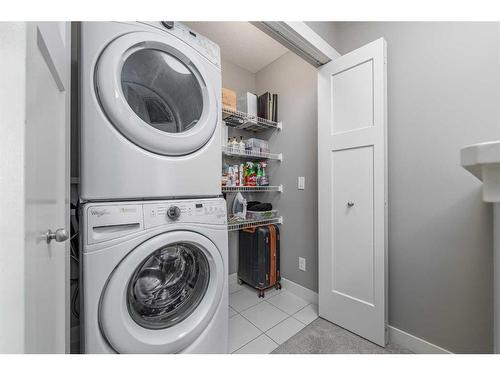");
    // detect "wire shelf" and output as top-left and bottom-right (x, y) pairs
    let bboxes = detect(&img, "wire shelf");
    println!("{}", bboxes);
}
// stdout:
(222, 106), (282, 132)
(227, 216), (283, 231)
(222, 185), (283, 193)
(222, 146), (282, 161)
